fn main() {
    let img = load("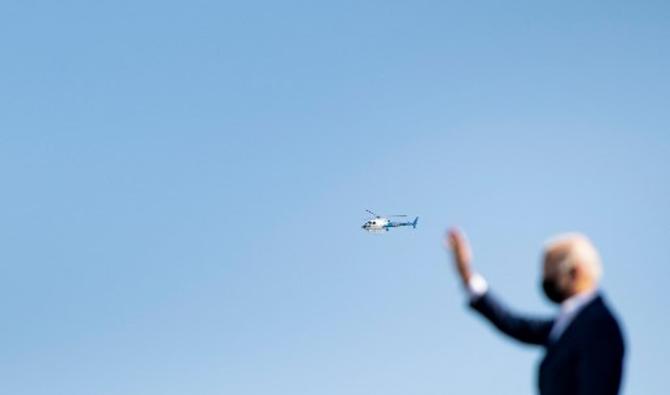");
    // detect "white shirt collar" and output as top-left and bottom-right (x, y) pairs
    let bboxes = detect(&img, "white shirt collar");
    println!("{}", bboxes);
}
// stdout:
(560, 288), (598, 315)
(549, 288), (599, 341)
